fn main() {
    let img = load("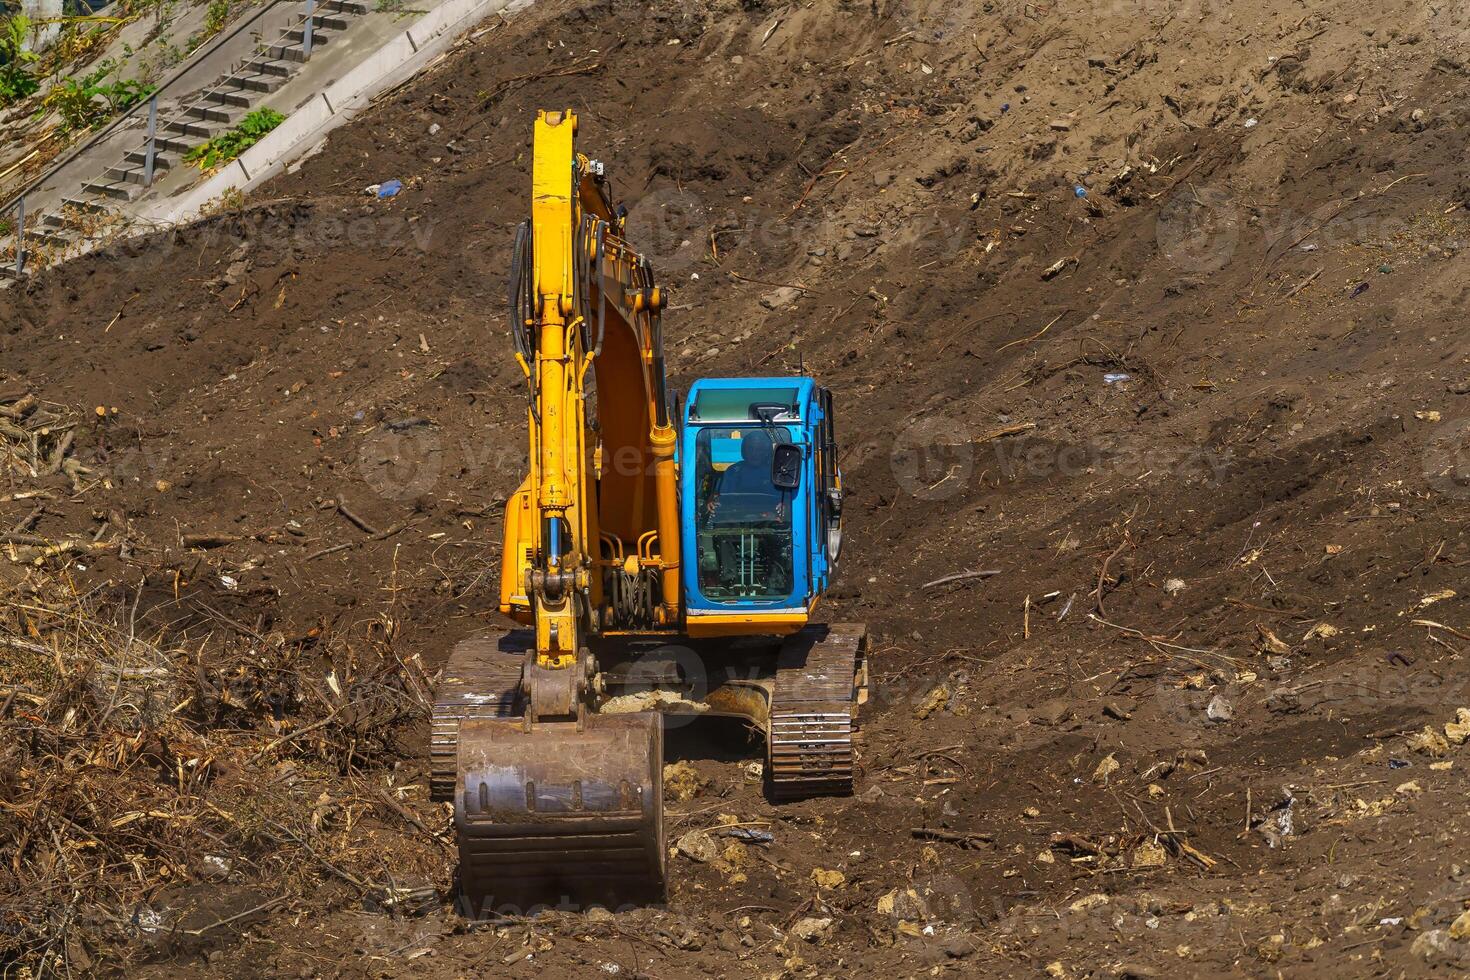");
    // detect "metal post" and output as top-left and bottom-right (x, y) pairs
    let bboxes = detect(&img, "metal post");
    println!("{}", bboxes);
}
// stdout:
(144, 96), (158, 187)
(14, 195), (23, 278)
(302, 0), (315, 58)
